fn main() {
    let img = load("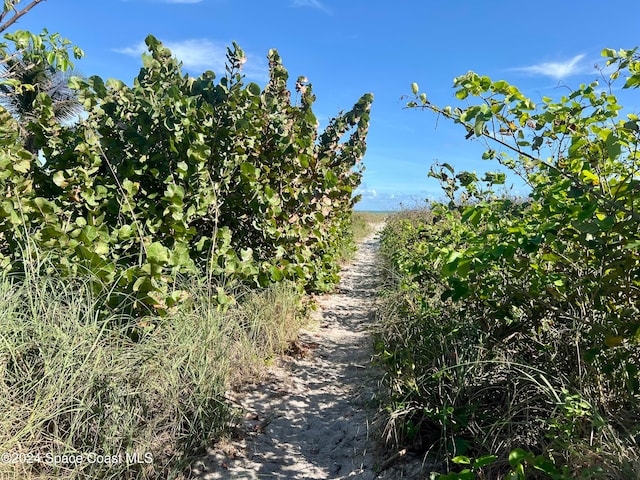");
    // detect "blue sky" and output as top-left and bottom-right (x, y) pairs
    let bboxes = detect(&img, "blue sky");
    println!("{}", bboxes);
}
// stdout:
(10, 0), (640, 210)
